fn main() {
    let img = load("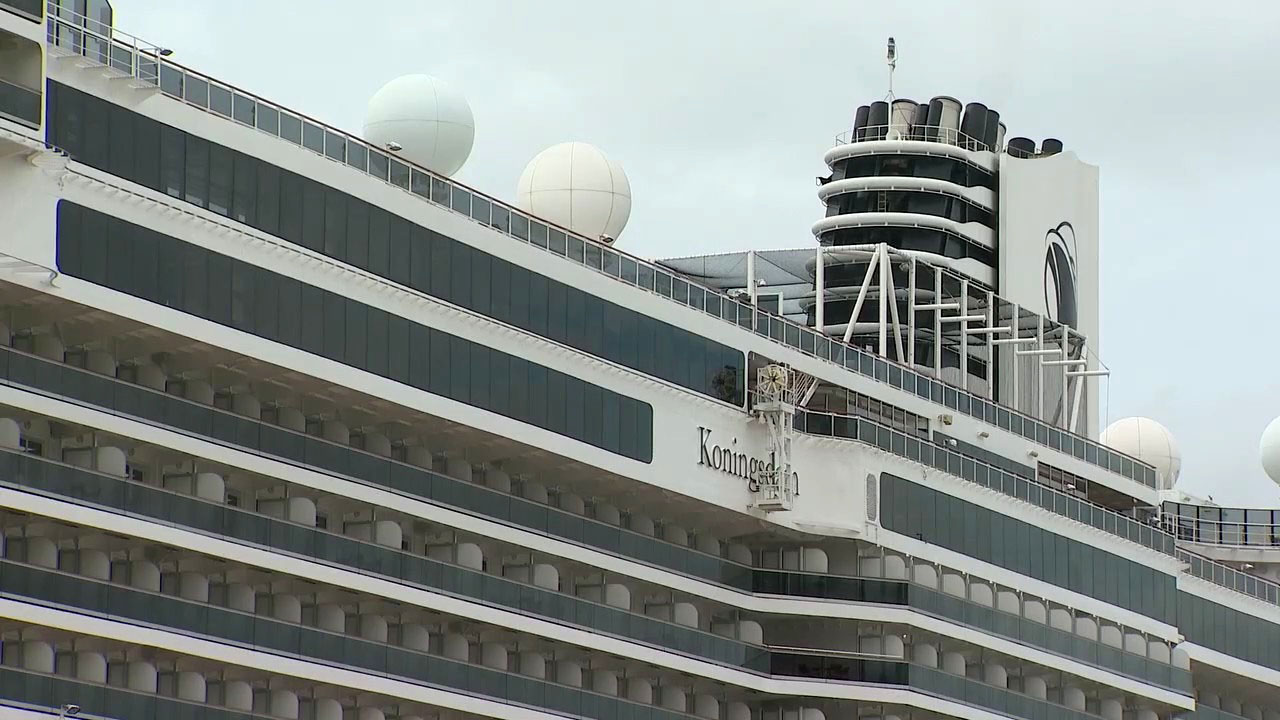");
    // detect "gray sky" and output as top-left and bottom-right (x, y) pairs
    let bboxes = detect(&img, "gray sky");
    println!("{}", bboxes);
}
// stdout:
(109, 0), (1280, 505)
